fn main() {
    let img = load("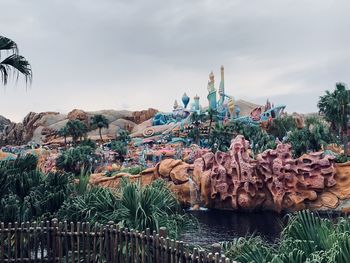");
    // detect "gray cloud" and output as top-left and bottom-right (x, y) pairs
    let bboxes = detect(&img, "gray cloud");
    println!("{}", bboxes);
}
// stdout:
(0, 0), (349, 121)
